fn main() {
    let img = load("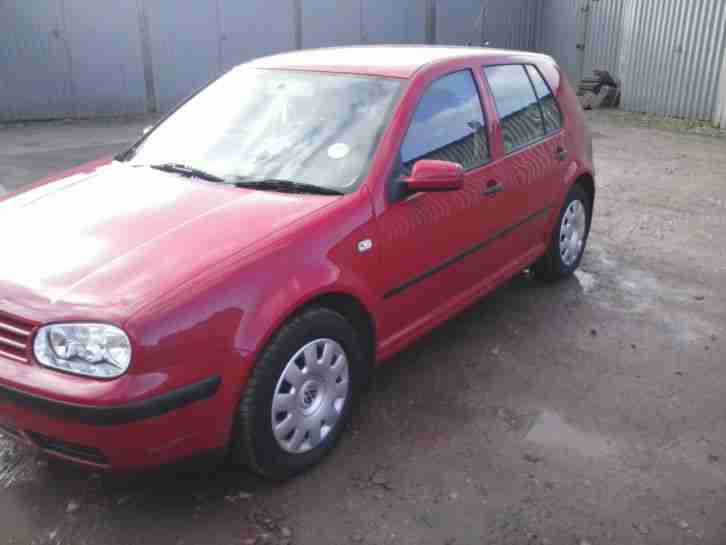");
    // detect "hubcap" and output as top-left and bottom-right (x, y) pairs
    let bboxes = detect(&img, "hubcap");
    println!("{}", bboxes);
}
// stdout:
(559, 199), (587, 267)
(271, 339), (350, 454)
(300, 379), (323, 415)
